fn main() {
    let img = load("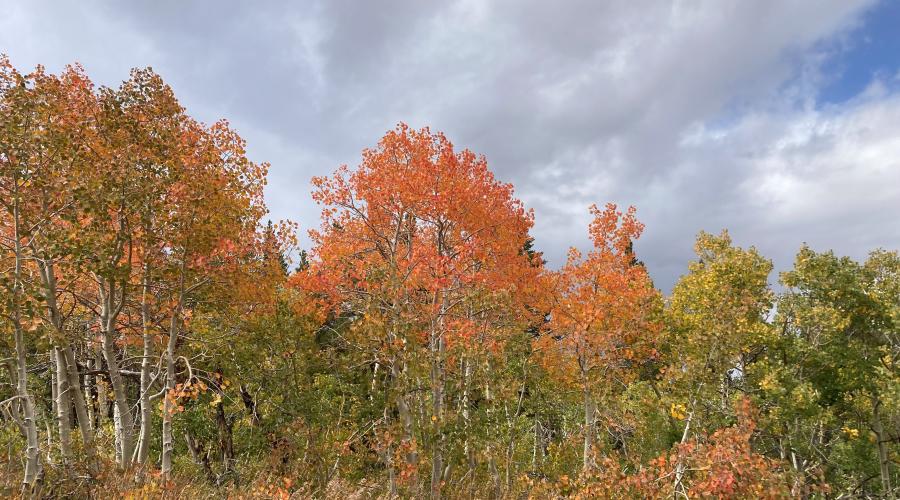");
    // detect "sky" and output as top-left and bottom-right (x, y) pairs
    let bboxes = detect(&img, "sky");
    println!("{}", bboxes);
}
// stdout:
(2, 0), (899, 292)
